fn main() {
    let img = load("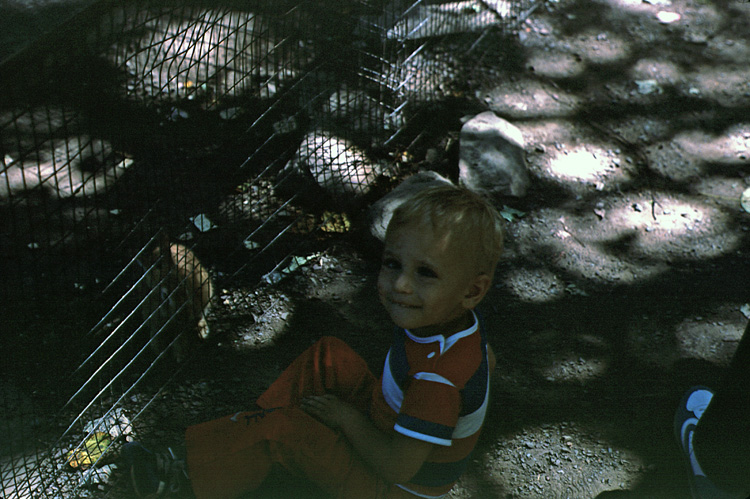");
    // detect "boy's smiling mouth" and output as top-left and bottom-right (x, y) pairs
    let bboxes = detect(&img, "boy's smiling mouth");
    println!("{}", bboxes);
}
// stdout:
(387, 298), (421, 309)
